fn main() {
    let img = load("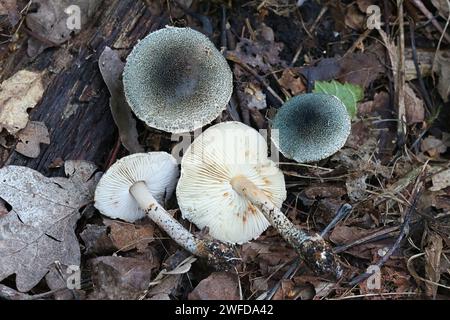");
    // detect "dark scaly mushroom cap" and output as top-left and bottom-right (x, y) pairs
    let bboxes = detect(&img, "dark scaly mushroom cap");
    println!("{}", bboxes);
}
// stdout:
(272, 93), (351, 163)
(123, 27), (233, 133)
